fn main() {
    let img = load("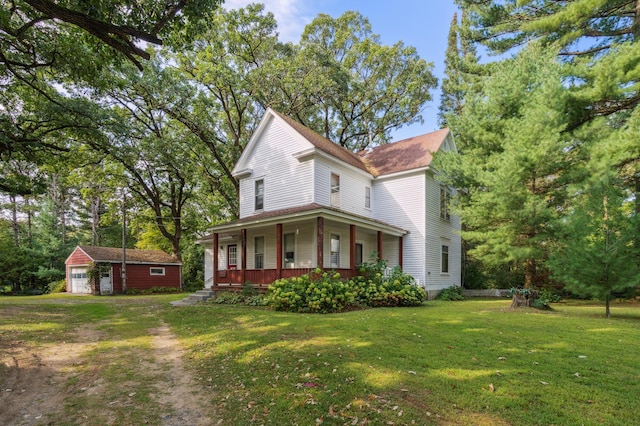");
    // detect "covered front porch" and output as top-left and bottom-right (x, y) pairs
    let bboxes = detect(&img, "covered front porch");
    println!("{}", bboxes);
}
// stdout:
(201, 205), (407, 291)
